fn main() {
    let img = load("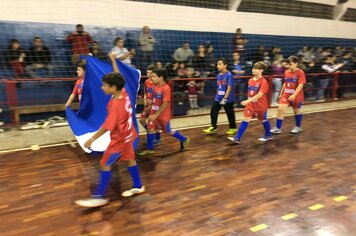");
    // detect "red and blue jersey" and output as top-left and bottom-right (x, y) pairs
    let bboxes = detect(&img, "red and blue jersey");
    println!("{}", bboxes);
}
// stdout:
(150, 83), (171, 121)
(72, 77), (84, 101)
(246, 77), (269, 111)
(215, 71), (234, 103)
(144, 79), (155, 105)
(283, 69), (306, 101)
